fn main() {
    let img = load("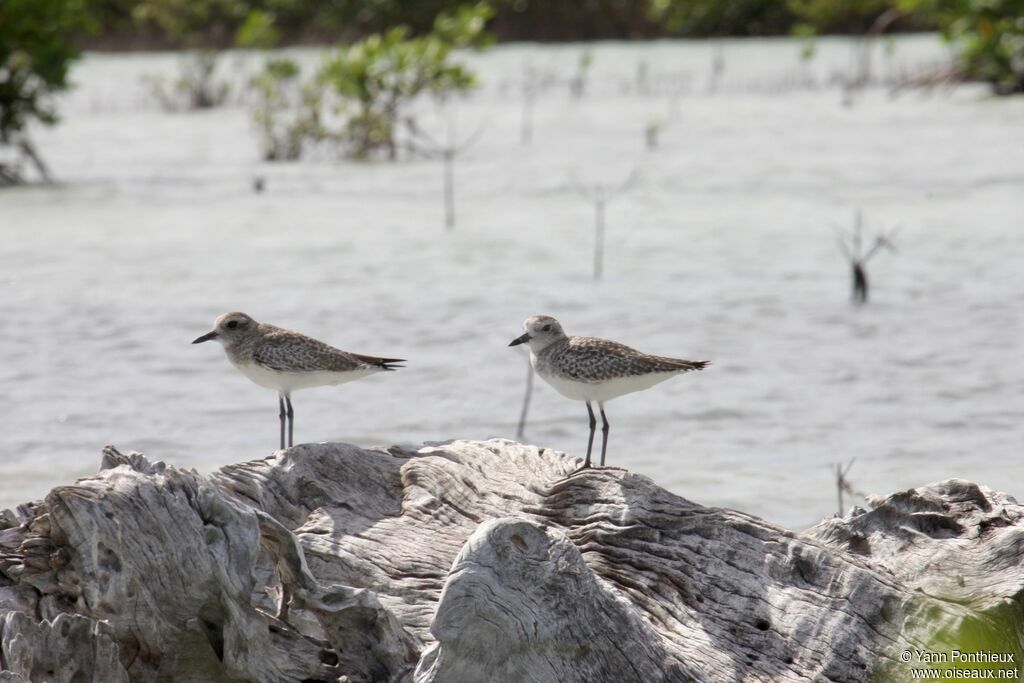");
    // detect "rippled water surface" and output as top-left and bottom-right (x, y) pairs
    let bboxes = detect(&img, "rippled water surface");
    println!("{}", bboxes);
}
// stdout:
(1, 36), (1022, 529)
